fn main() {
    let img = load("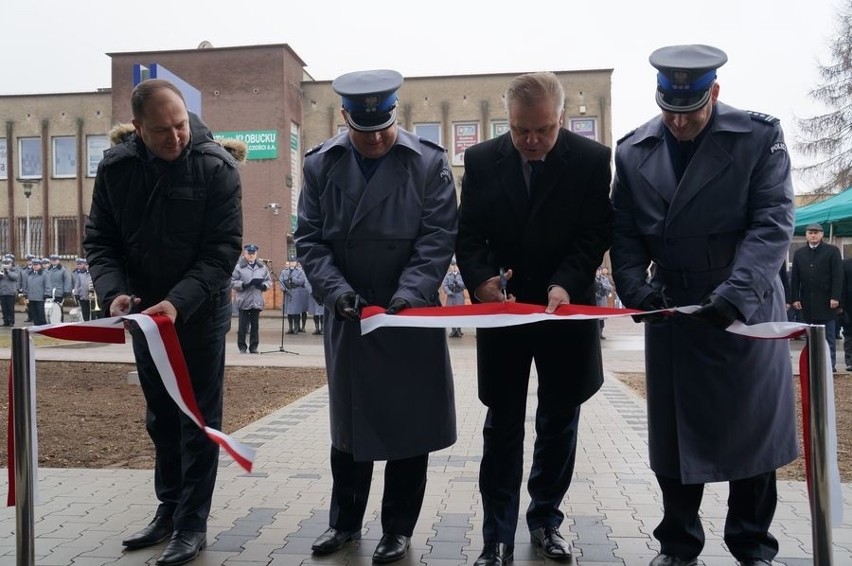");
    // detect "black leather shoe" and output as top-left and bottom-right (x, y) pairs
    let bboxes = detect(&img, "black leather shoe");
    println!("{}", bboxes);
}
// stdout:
(311, 527), (361, 555)
(474, 542), (514, 566)
(156, 531), (206, 565)
(737, 560), (773, 565)
(122, 515), (174, 549)
(530, 526), (572, 560)
(372, 533), (410, 563)
(649, 554), (698, 566)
